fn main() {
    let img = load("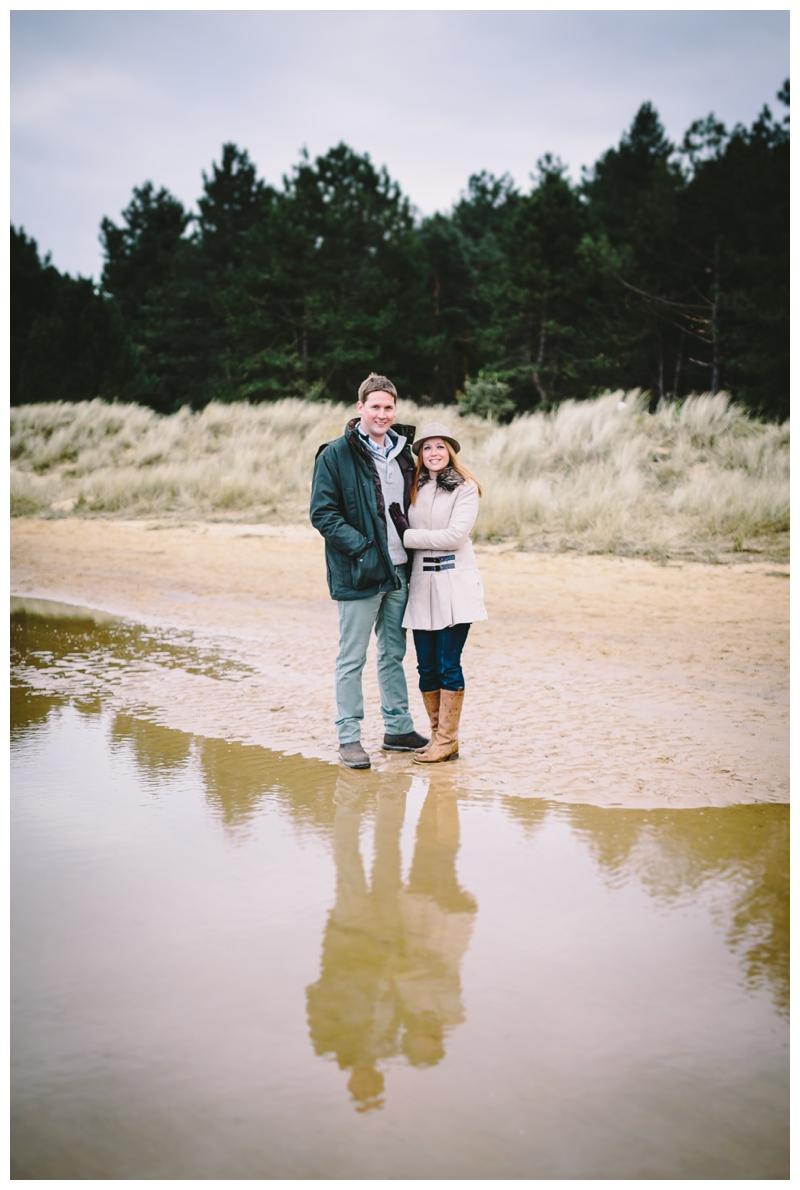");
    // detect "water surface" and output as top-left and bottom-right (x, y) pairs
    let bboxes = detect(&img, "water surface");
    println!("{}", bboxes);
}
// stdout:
(11, 602), (788, 1179)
